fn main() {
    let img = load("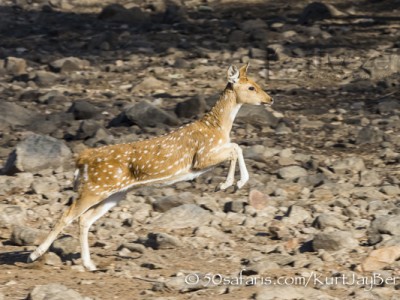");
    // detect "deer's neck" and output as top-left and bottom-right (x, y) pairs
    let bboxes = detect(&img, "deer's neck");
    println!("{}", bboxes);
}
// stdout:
(201, 86), (241, 134)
